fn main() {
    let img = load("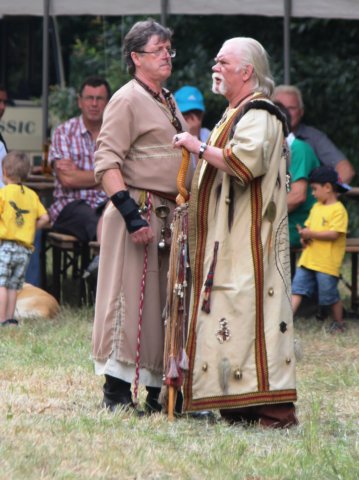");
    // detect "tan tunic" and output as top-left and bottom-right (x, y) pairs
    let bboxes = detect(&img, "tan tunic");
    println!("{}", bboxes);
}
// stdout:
(92, 80), (190, 385)
(184, 100), (297, 411)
